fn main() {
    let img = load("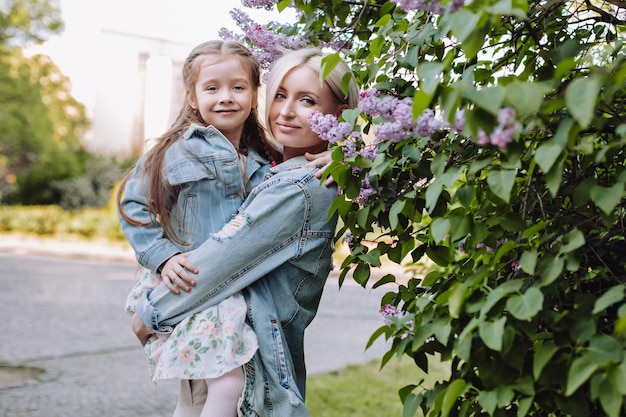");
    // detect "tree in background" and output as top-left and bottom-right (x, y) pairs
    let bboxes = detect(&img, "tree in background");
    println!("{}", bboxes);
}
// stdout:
(229, 0), (626, 415)
(0, 0), (110, 208)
